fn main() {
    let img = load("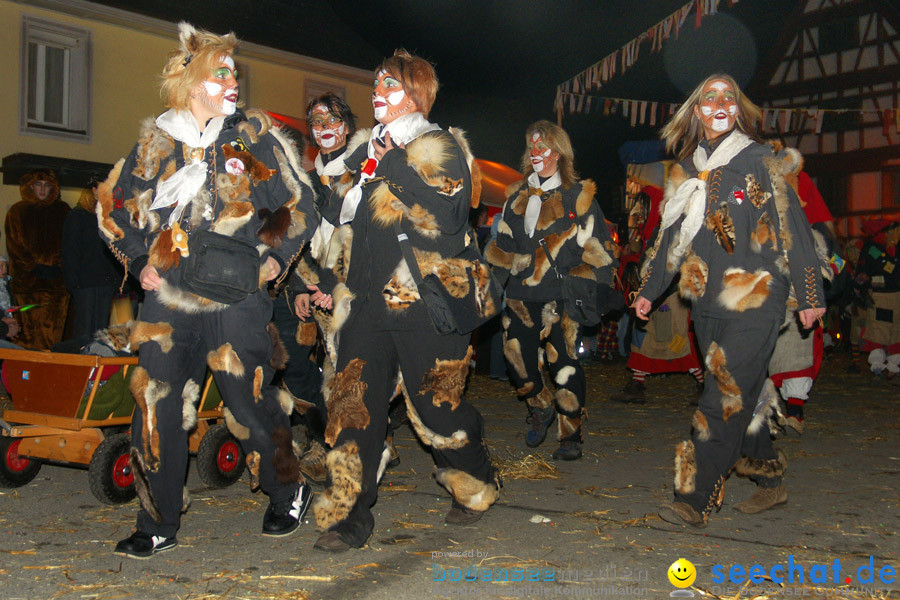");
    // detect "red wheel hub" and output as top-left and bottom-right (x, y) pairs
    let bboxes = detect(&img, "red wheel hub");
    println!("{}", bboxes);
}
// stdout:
(5, 440), (30, 472)
(217, 441), (239, 473)
(112, 453), (134, 488)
